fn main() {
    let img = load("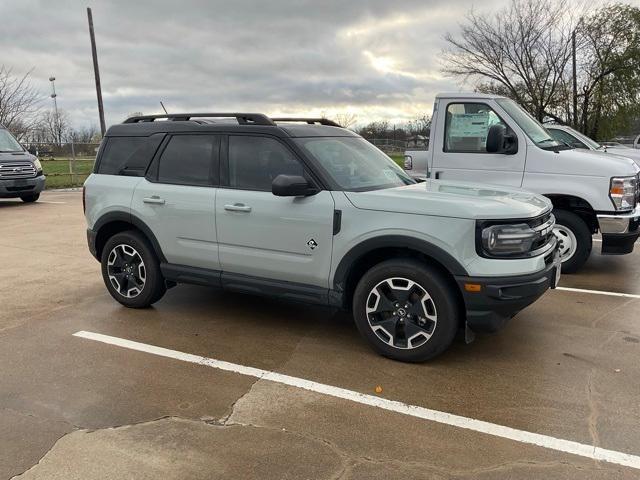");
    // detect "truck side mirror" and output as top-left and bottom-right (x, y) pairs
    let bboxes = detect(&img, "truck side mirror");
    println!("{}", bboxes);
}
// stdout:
(486, 124), (517, 155)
